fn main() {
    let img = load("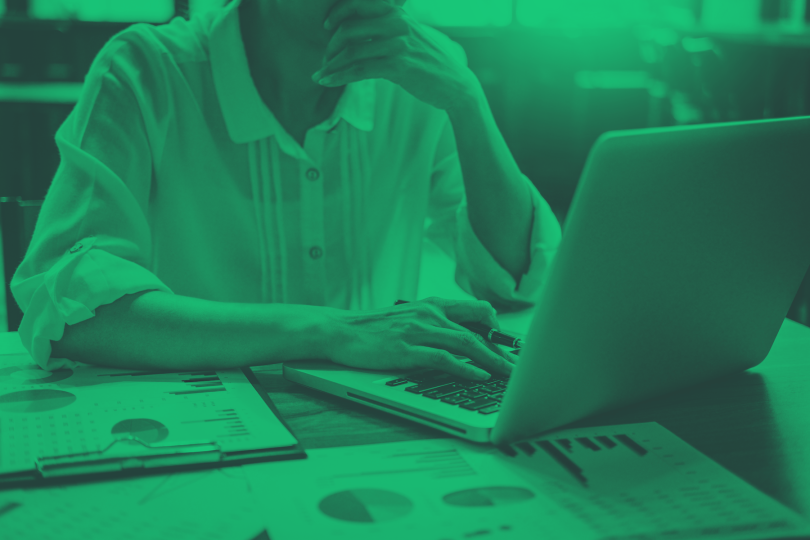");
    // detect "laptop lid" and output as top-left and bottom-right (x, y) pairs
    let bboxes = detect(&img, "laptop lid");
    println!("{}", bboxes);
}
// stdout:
(492, 117), (810, 445)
